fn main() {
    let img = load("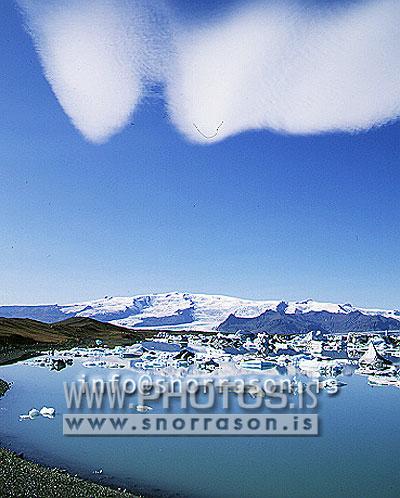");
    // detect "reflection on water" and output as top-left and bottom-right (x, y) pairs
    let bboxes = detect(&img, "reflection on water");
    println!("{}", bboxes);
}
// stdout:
(1, 331), (400, 497)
